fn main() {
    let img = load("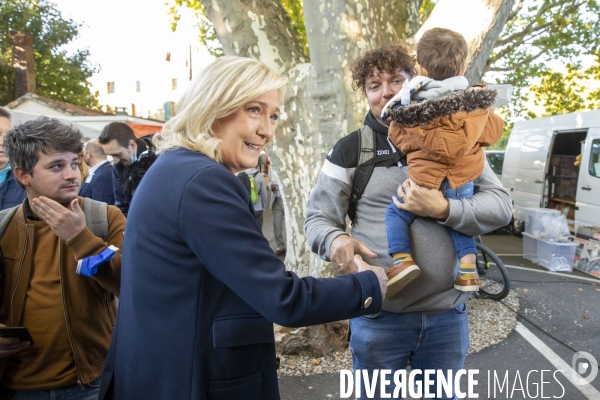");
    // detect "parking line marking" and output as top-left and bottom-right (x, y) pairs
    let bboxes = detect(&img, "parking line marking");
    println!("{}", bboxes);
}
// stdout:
(505, 264), (600, 283)
(515, 322), (600, 399)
